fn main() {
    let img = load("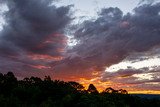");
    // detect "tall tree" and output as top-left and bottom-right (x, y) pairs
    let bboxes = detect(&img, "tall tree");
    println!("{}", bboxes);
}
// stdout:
(87, 84), (98, 94)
